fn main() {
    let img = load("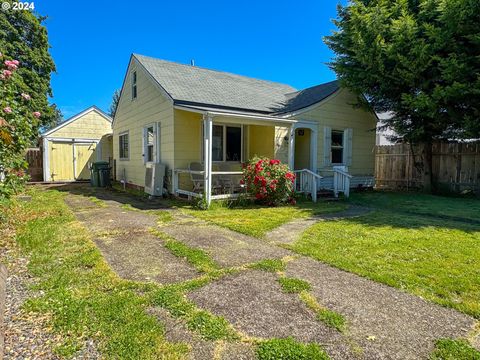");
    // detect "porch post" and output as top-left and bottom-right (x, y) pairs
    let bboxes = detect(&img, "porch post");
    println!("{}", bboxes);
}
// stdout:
(288, 125), (295, 170)
(203, 113), (213, 206)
